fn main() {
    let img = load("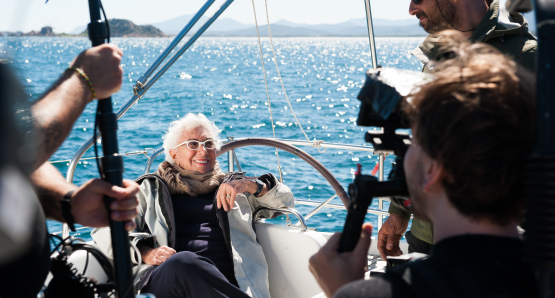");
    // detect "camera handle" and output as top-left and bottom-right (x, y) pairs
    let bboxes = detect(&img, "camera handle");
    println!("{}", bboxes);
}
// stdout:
(338, 164), (408, 253)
